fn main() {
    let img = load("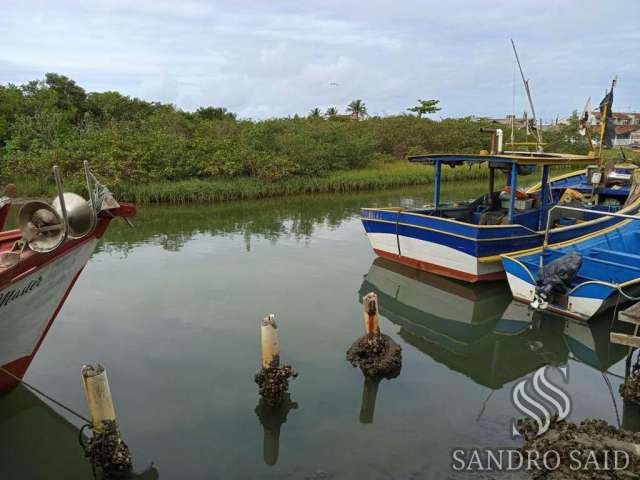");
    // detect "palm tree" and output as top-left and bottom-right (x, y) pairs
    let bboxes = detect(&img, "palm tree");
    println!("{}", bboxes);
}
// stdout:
(346, 99), (367, 120)
(308, 107), (322, 119)
(325, 106), (338, 117)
